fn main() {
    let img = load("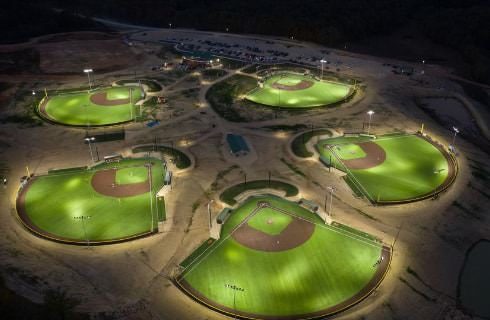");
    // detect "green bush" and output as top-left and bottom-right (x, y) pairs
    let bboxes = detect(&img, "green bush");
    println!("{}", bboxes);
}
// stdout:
(220, 180), (298, 205)
(132, 145), (191, 169)
(291, 129), (331, 157)
(115, 79), (162, 92)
